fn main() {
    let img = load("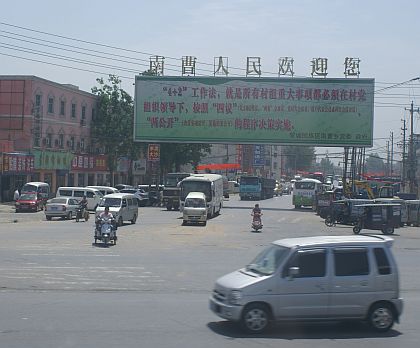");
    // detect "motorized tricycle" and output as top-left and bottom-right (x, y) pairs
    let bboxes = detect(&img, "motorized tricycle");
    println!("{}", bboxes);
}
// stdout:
(94, 216), (117, 246)
(352, 203), (401, 235)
